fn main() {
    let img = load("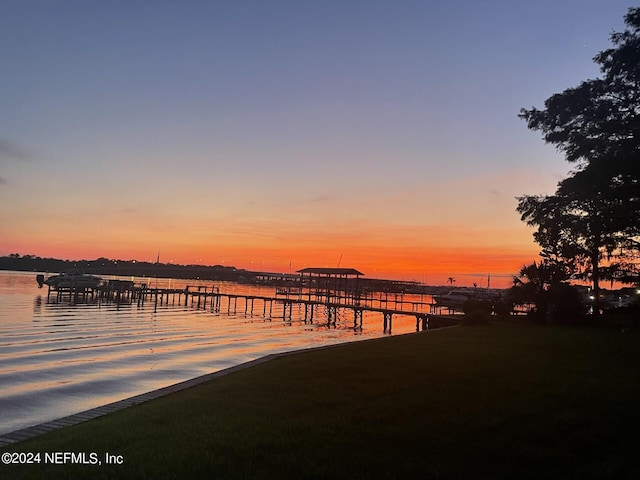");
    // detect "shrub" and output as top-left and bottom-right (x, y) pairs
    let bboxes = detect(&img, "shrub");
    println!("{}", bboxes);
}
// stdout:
(463, 299), (492, 325)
